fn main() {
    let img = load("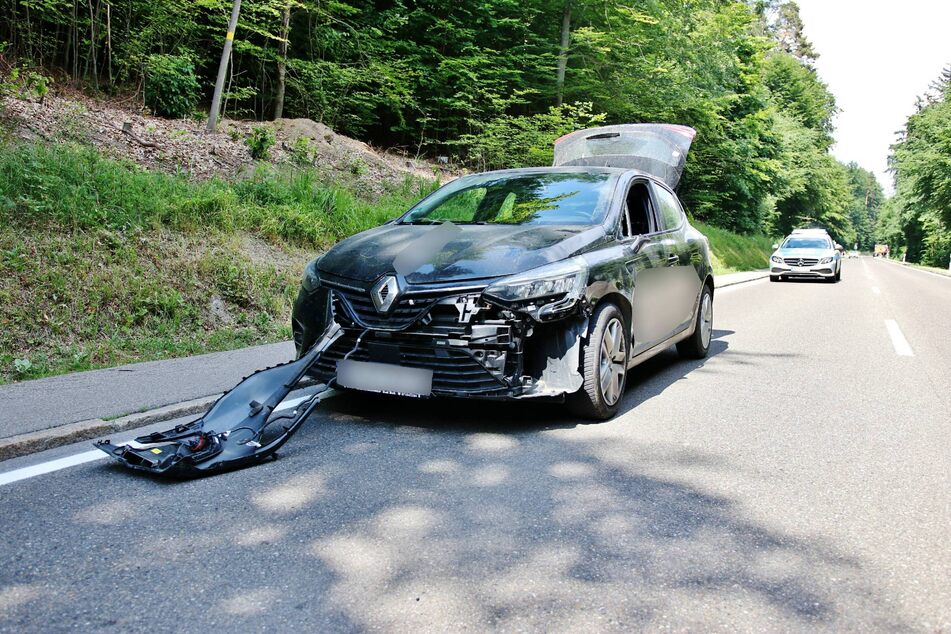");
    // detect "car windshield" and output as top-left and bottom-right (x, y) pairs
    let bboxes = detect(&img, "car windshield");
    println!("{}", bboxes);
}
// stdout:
(400, 172), (616, 226)
(783, 237), (831, 249)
